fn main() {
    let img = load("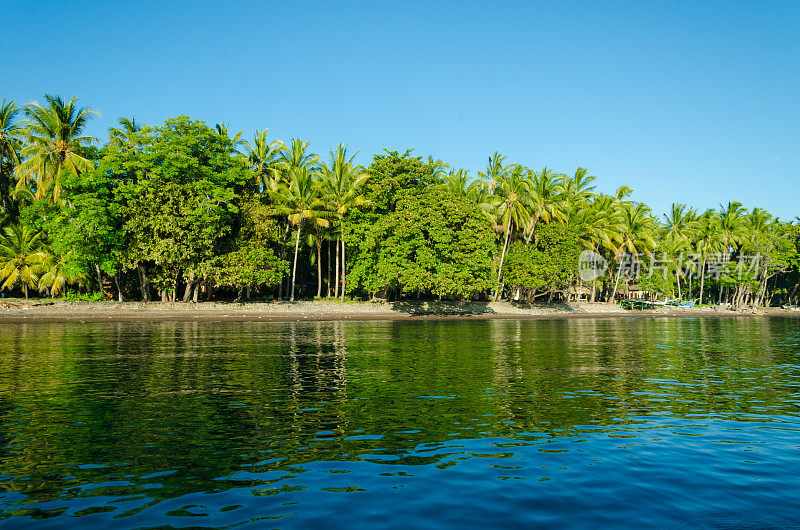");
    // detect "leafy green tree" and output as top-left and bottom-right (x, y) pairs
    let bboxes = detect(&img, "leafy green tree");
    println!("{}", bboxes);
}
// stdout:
(45, 169), (126, 300)
(362, 149), (442, 212)
(504, 224), (582, 302)
(355, 187), (494, 300)
(103, 116), (249, 301)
